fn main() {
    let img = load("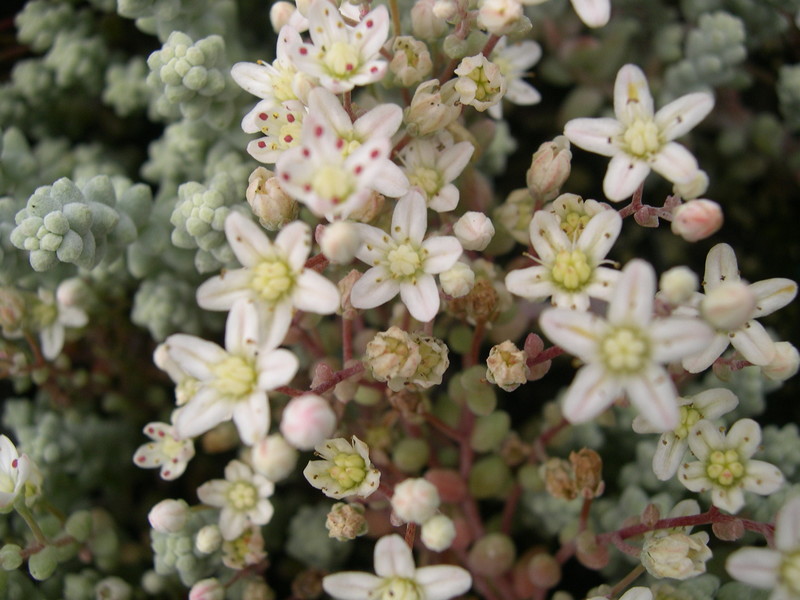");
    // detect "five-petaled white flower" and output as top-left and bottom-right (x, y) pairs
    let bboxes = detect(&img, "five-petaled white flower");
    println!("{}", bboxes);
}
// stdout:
(539, 259), (714, 430)
(633, 388), (738, 481)
(681, 243), (797, 373)
(505, 208), (622, 310)
(323, 534), (472, 600)
(398, 137), (474, 212)
(303, 436), (380, 499)
(726, 495), (800, 600)
(241, 99), (306, 164)
(564, 64), (714, 201)
(164, 299), (299, 445)
(678, 418), (784, 514)
(350, 191), (463, 322)
(287, 0), (390, 93)
(133, 422), (196, 481)
(197, 459), (275, 541)
(0, 435), (33, 512)
(197, 212), (340, 349)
